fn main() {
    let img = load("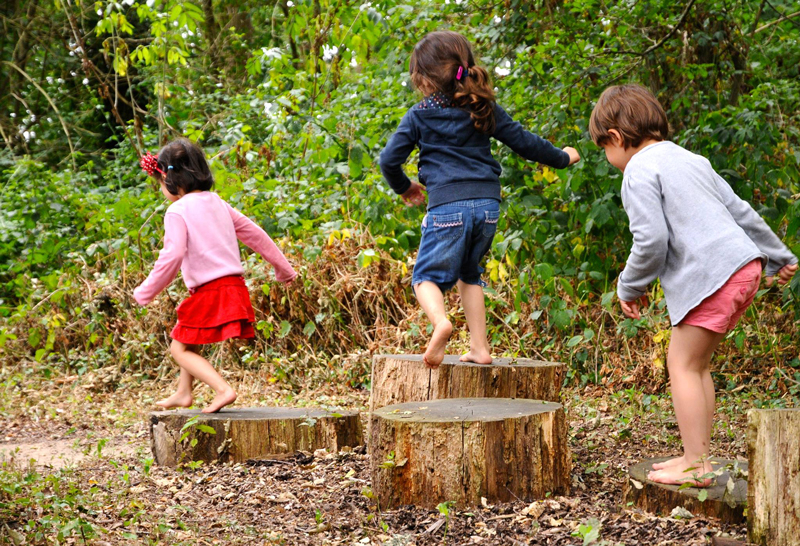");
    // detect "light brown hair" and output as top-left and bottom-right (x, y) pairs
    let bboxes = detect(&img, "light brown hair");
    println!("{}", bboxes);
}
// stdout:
(589, 84), (669, 148)
(409, 31), (496, 133)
